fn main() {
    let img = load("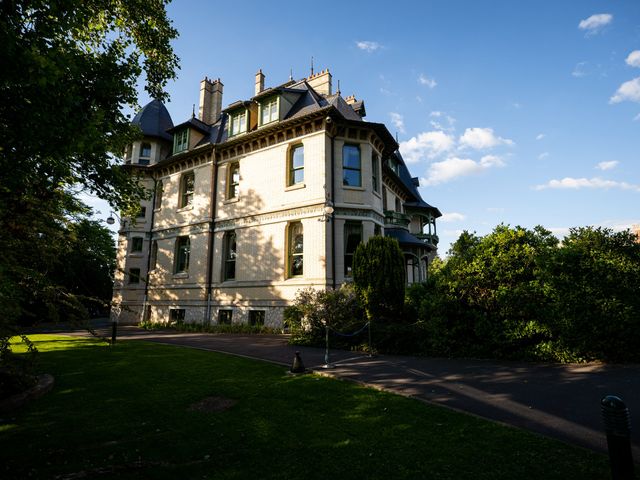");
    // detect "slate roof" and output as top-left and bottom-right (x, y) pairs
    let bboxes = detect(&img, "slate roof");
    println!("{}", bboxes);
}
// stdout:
(167, 116), (211, 135)
(132, 99), (174, 141)
(385, 228), (432, 249)
(391, 150), (442, 218)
